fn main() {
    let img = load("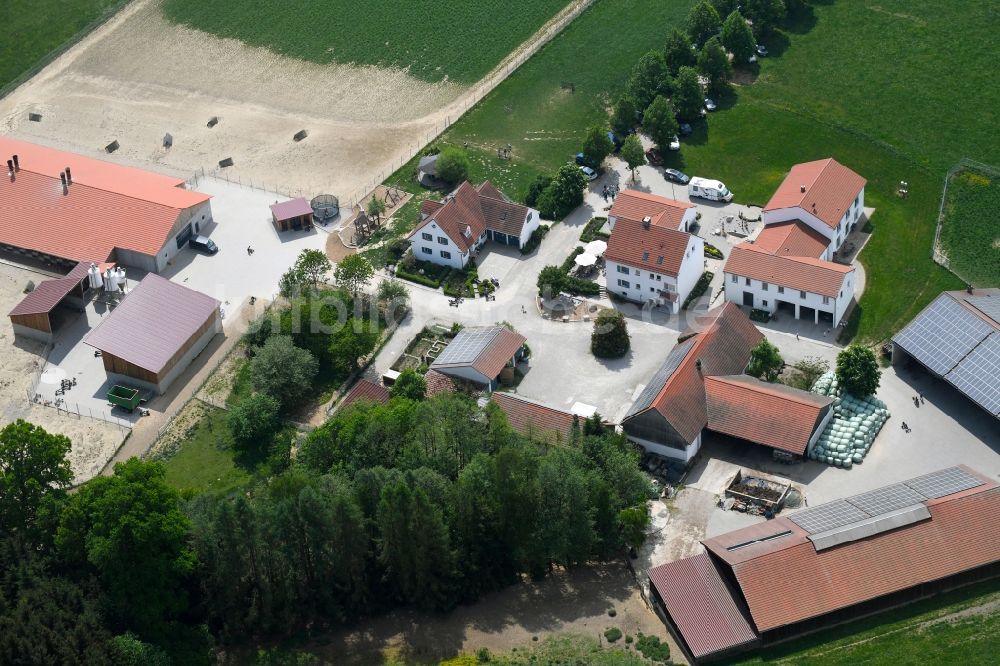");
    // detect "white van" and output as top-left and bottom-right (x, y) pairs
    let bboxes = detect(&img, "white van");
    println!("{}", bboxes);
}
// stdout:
(688, 177), (733, 202)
